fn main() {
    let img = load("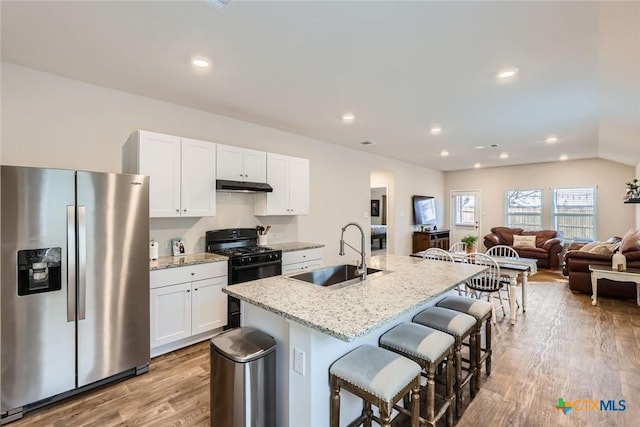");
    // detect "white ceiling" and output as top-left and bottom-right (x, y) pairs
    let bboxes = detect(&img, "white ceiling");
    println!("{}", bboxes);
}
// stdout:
(2, 0), (639, 171)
